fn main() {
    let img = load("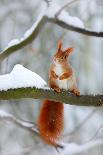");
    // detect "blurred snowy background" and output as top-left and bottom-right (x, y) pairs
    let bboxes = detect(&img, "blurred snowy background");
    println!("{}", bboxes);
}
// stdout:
(0, 0), (103, 154)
